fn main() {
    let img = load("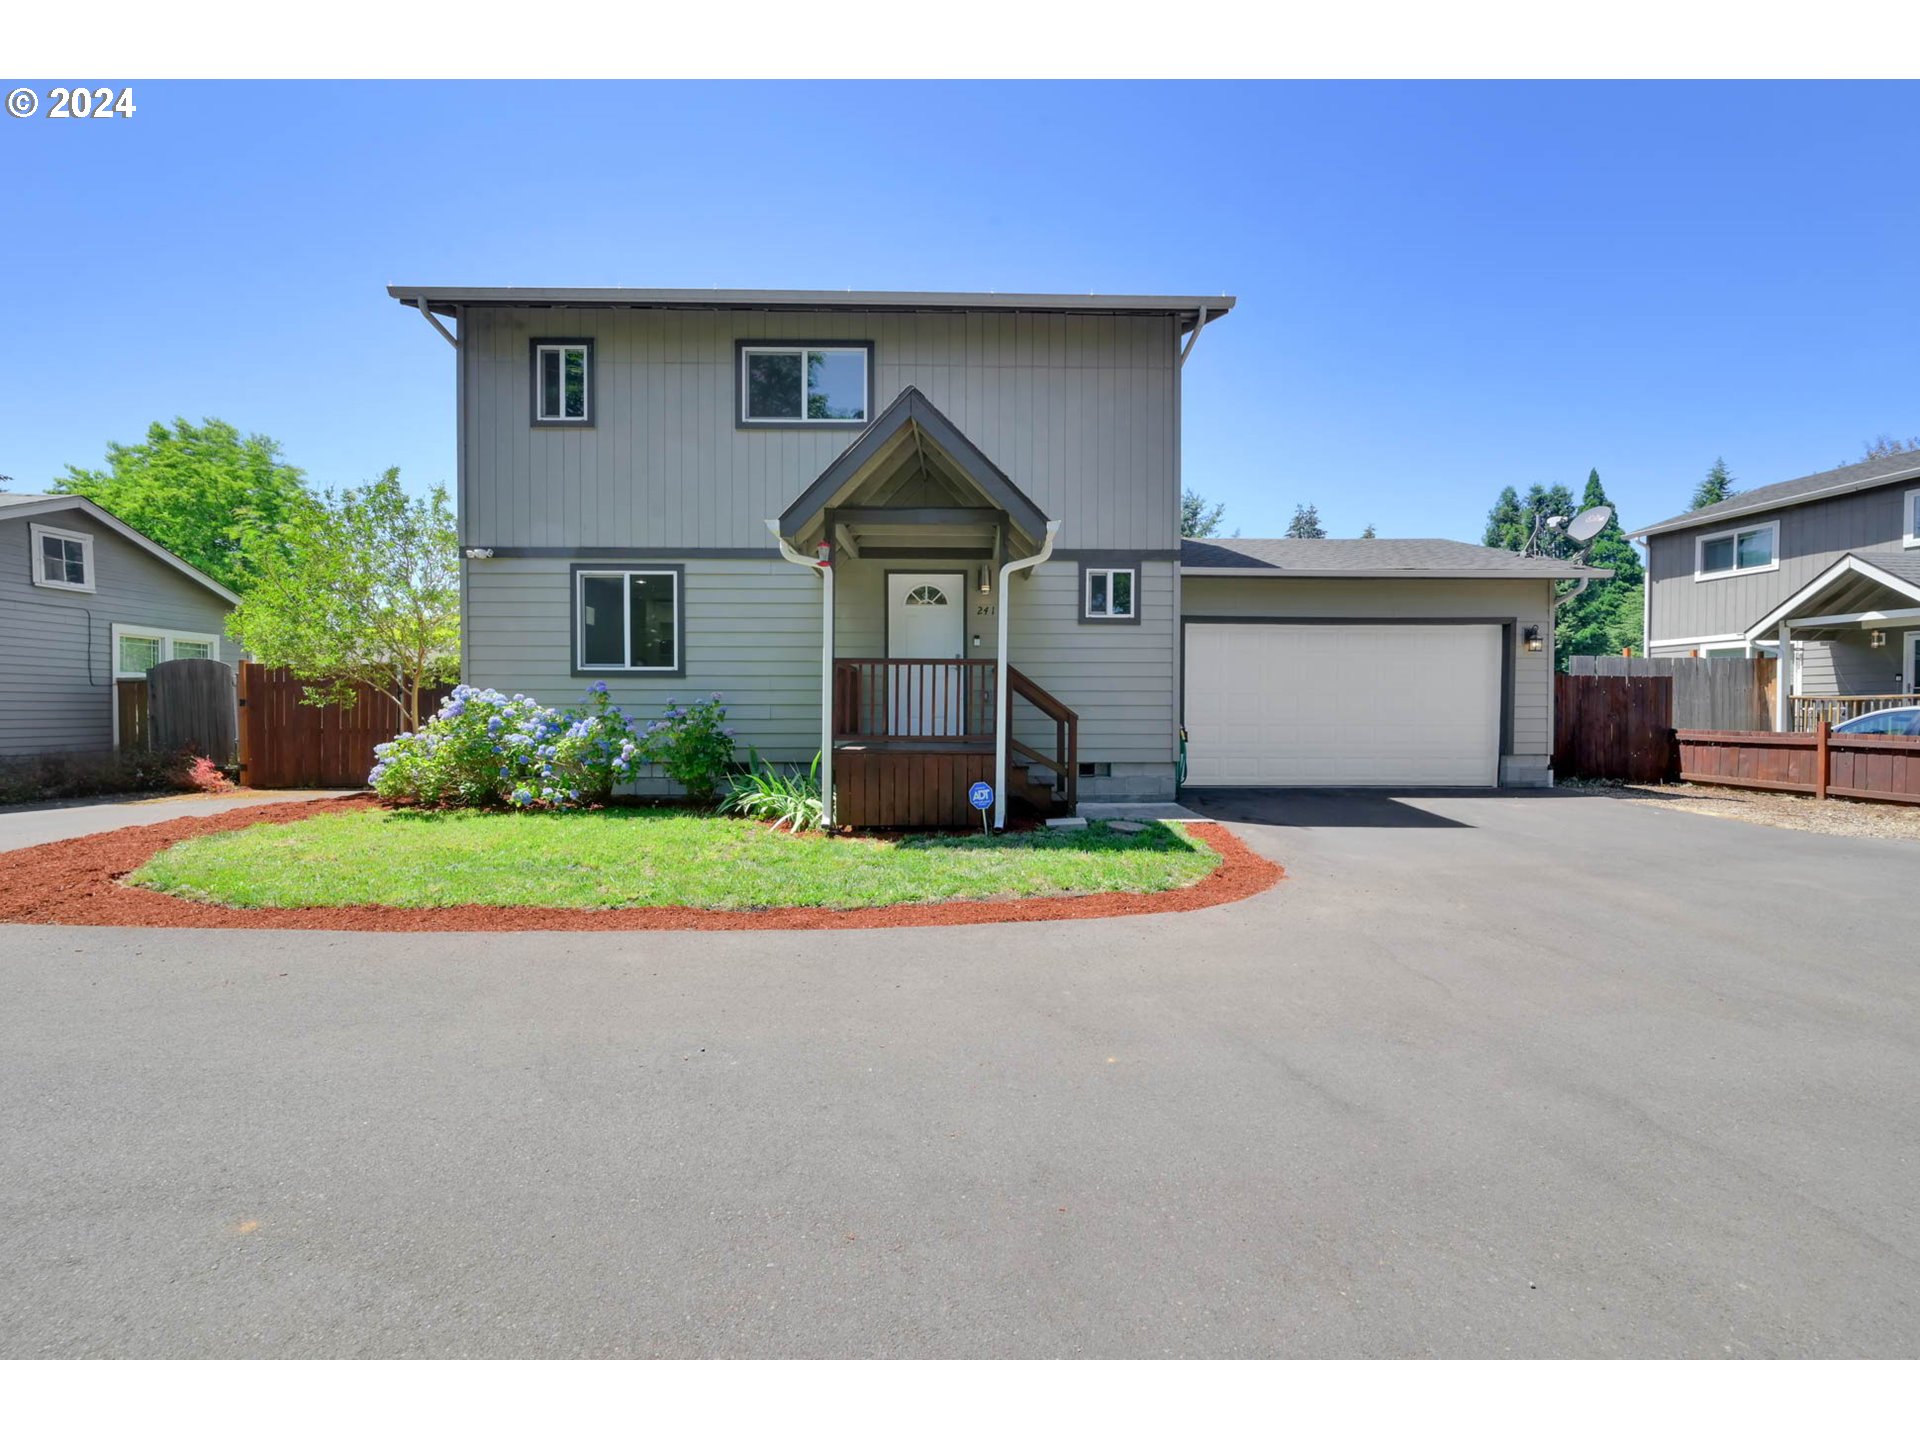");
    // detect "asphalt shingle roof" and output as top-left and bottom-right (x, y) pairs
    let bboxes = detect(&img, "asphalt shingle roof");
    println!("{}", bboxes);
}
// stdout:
(1631, 452), (1920, 537)
(1179, 536), (1608, 577)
